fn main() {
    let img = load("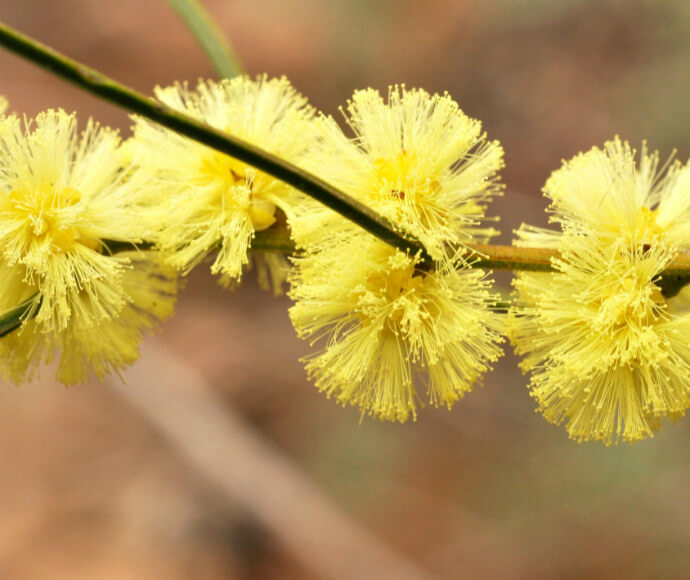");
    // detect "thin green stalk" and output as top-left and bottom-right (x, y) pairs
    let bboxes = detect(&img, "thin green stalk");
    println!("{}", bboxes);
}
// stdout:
(166, 0), (244, 78)
(255, 232), (690, 283)
(2, 20), (690, 339)
(4, 236), (687, 336)
(0, 296), (36, 338)
(0, 20), (430, 263)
